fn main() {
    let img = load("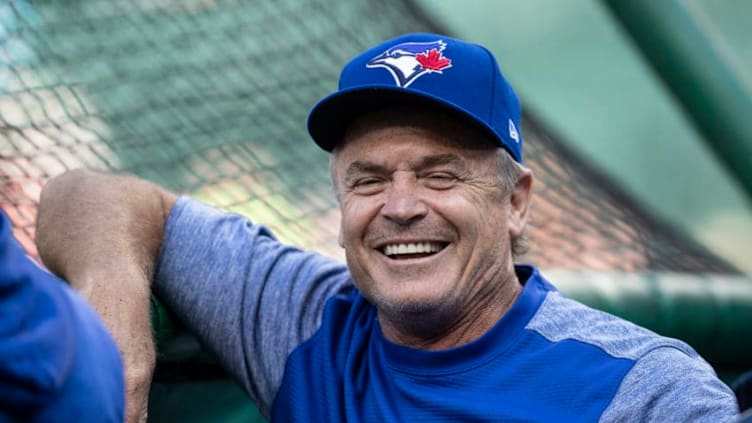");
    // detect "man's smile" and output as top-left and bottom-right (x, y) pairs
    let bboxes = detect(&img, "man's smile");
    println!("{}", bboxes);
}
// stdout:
(379, 241), (448, 259)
